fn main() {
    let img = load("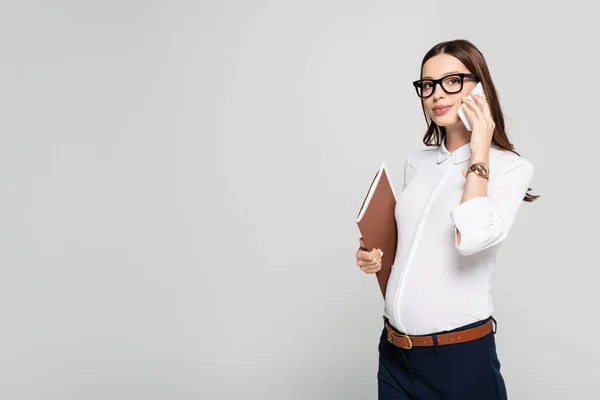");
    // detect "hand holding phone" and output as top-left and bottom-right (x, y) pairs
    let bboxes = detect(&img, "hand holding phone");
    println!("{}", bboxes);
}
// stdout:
(457, 82), (485, 131)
